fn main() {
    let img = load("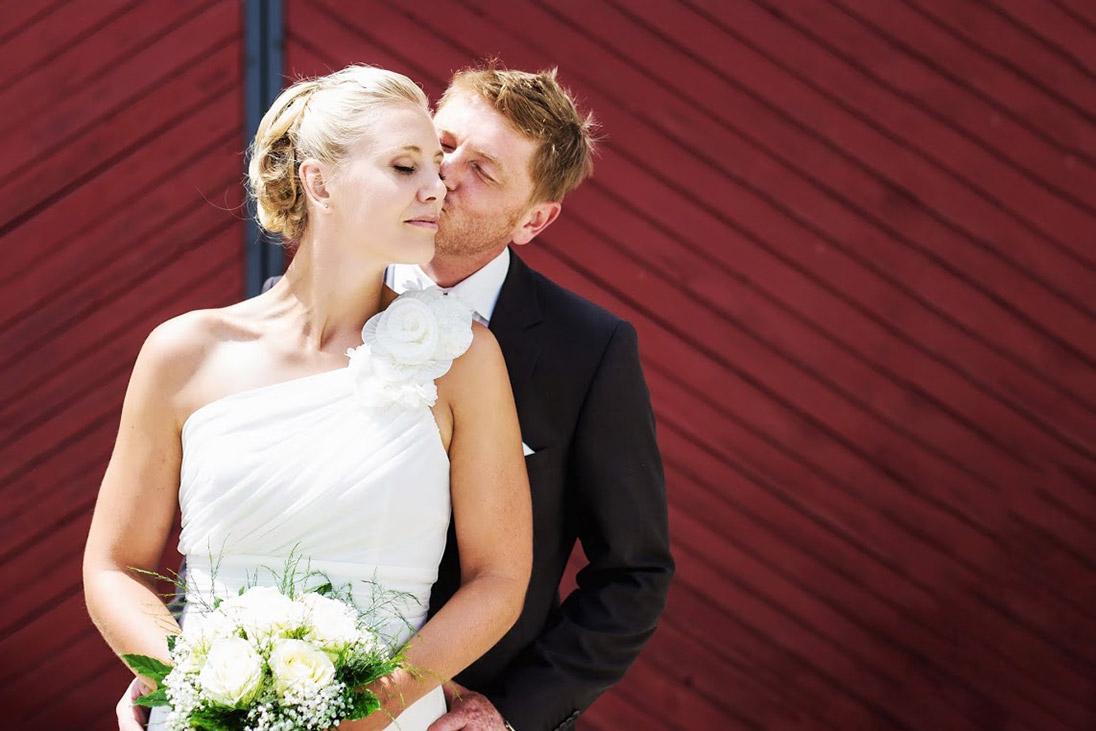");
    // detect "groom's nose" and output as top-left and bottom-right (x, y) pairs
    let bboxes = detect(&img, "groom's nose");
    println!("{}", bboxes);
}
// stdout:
(438, 153), (464, 192)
